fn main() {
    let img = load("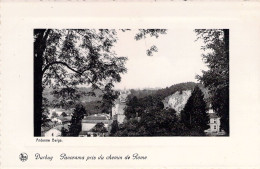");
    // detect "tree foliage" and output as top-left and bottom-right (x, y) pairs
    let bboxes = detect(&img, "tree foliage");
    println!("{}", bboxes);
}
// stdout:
(181, 86), (209, 135)
(51, 112), (58, 118)
(115, 108), (186, 136)
(195, 29), (229, 134)
(125, 95), (164, 119)
(110, 120), (119, 136)
(61, 112), (67, 117)
(68, 104), (87, 136)
(40, 29), (128, 107)
(34, 29), (167, 136)
(135, 29), (167, 56)
(128, 82), (201, 100)
(34, 29), (127, 136)
(91, 122), (108, 134)
(61, 127), (68, 136)
(116, 95), (188, 136)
